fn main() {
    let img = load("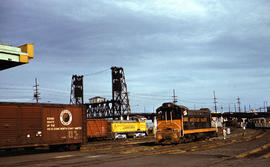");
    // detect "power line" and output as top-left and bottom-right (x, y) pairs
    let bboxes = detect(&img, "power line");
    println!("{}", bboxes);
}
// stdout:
(84, 68), (110, 77)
